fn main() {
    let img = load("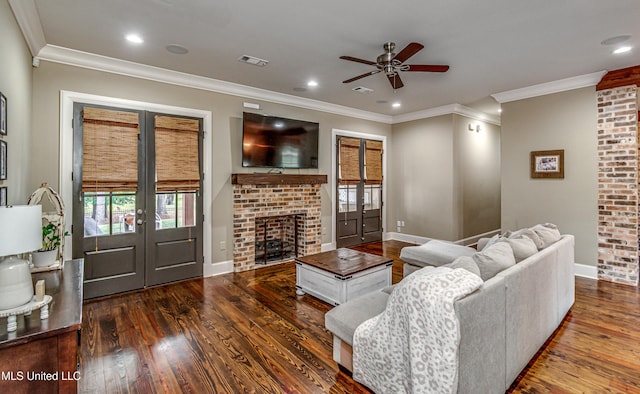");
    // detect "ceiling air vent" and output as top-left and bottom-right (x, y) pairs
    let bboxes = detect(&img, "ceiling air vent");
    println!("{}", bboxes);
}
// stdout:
(238, 55), (269, 67)
(352, 86), (374, 93)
